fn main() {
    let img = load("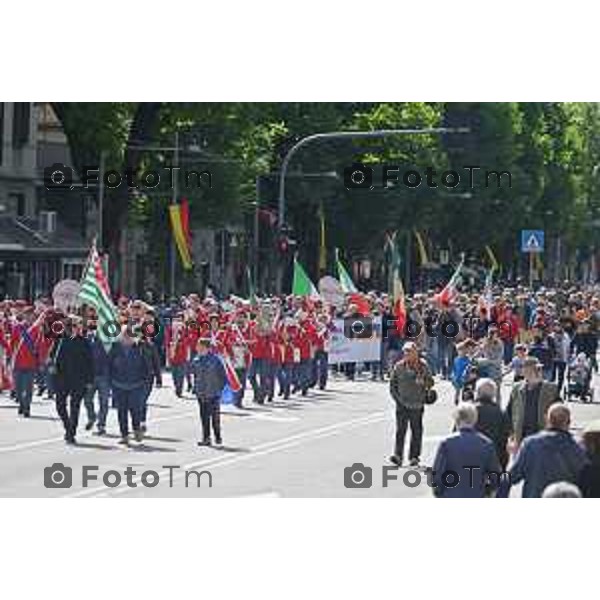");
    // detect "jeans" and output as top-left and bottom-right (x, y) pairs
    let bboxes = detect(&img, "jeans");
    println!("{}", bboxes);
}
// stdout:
(552, 360), (567, 392)
(55, 388), (85, 439)
(295, 359), (313, 393)
(276, 364), (293, 398)
(141, 381), (153, 424)
(233, 367), (247, 407)
(113, 386), (144, 438)
(171, 364), (186, 396)
(394, 404), (424, 461)
(85, 375), (111, 429)
(313, 350), (329, 389)
(14, 368), (35, 414)
(185, 352), (196, 391)
(437, 341), (454, 379)
(249, 357), (270, 402)
(198, 396), (221, 442)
